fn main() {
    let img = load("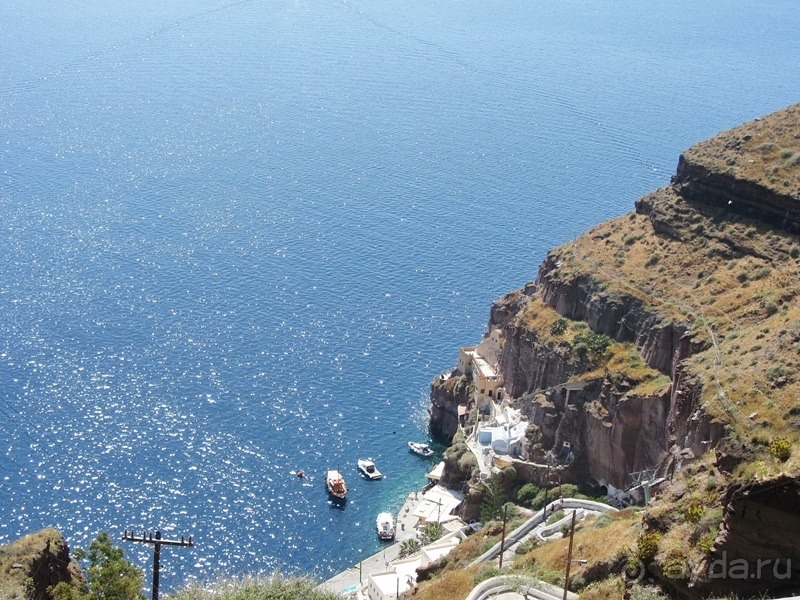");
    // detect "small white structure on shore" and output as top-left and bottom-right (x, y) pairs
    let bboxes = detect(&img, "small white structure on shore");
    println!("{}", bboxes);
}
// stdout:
(425, 461), (445, 483)
(366, 557), (418, 600)
(411, 485), (463, 525)
(477, 405), (528, 458)
(365, 530), (468, 600)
